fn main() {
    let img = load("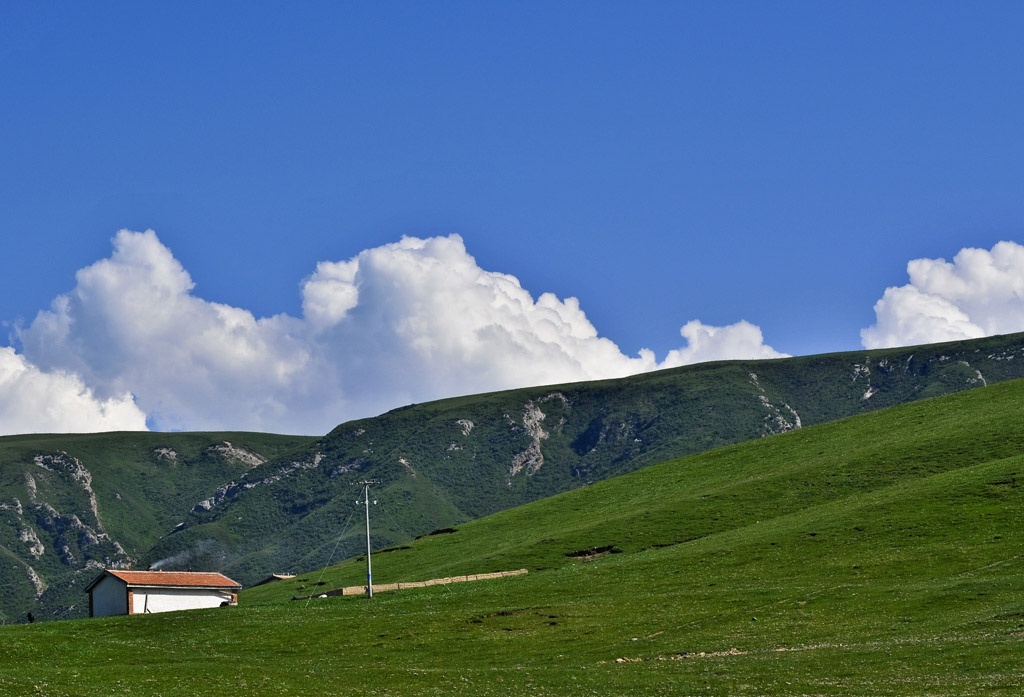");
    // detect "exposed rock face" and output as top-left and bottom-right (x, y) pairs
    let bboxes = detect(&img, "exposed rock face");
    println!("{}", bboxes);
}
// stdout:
(969, 367), (987, 386)
(398, 457), (417, 478)
(541, 392), (569, 407)
(749, 373), (802, 436)
(192, 452), (324, 513)
(24, 563), (45, 598)
(206, 441), (268, 468)
(0, 497), (23, 515)
(19, 526), (45, 558)
(29, 455), (133, 567)
(456, 419), (475, 436)
(328, 459), (370, 479)
(508, 396), (566, 480)
(988, 346), (1023, 362)
(24, 473), (38, 502)
(153, 447), (178, 462)
(853, 354), (991, 402)
(33, 504), (121, 565)
(34, 453), (102, 527)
